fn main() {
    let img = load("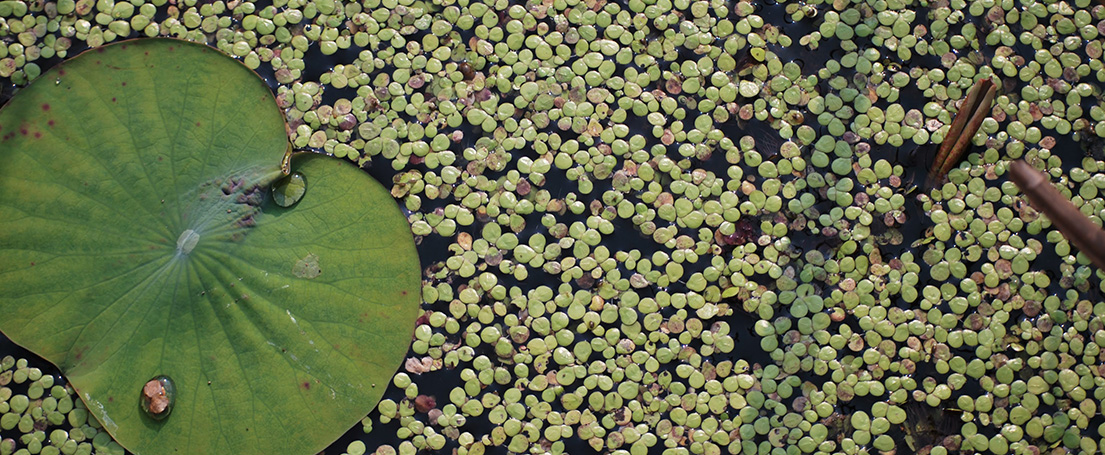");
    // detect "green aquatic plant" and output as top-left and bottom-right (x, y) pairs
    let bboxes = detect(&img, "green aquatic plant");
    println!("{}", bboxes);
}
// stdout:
(0, 39), (421, 455)
(2, 0), (1105, 454)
